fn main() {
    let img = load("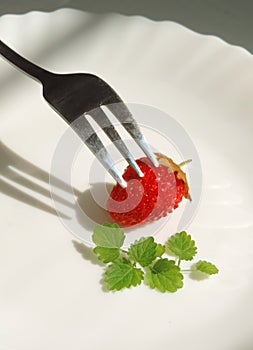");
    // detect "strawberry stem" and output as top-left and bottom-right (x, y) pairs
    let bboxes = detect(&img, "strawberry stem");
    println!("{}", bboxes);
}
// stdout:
(178, 159), (192, 167)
